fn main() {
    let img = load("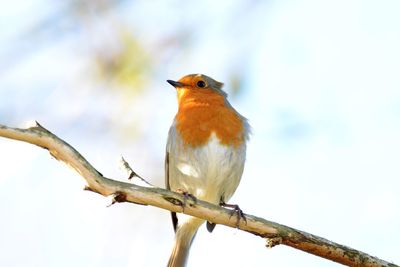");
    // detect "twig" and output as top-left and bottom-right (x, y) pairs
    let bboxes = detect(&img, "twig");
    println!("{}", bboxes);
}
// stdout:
(120, 156), (153, 186)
